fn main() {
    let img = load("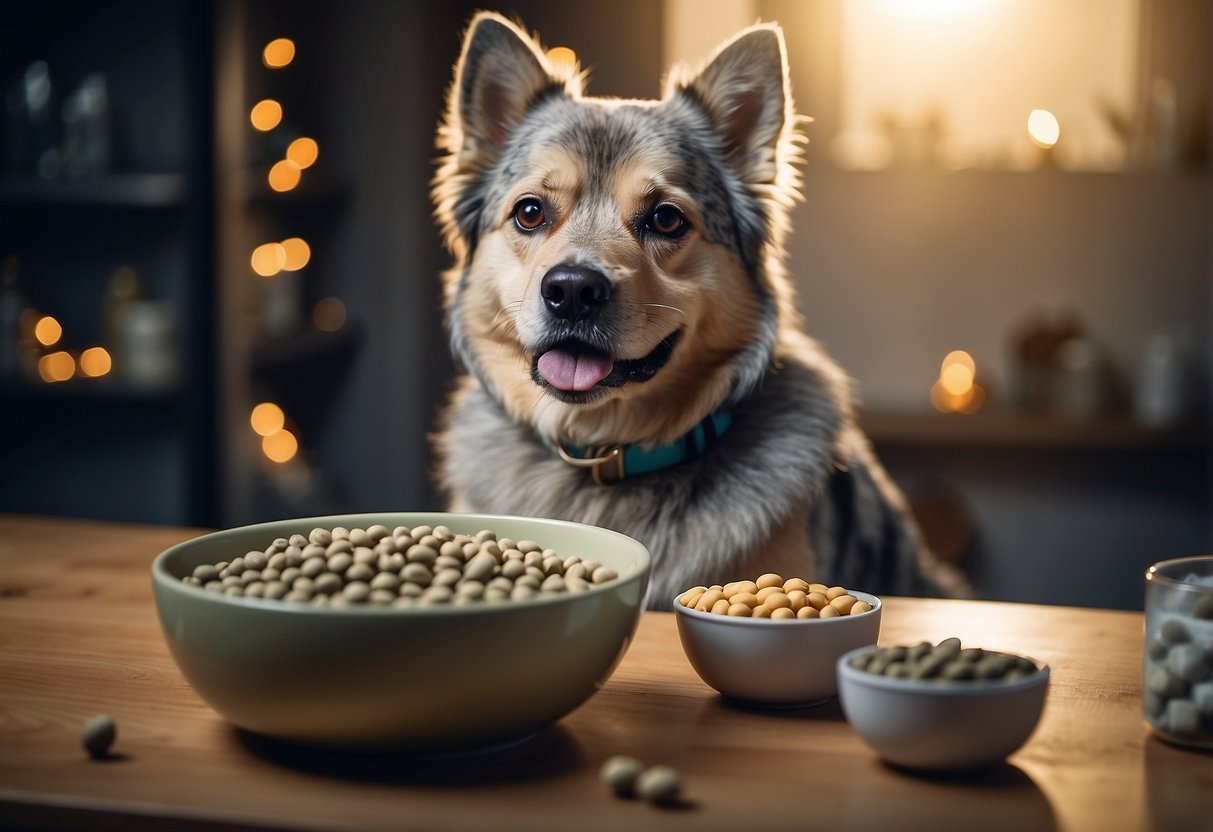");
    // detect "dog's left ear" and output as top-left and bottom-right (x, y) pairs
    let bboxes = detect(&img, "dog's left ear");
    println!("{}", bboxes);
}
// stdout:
(669, 24), (791, 185)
